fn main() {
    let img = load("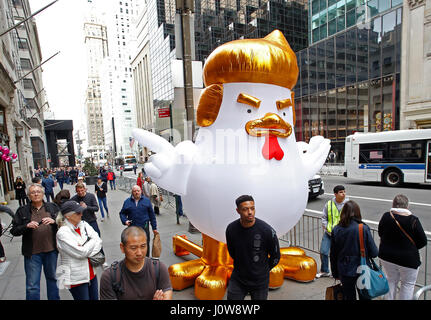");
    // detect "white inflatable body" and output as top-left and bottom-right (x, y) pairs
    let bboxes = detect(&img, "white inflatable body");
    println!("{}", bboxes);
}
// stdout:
(133, 82), (330, 243)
